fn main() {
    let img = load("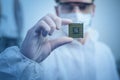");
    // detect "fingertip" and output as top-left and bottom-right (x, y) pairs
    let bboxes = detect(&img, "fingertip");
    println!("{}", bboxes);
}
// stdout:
(62, 18), (73, 25)
(48, 33), (52, 36)
(56, 27), (60, 30)
(68, 37), (74, 41)
(67, 37), (74, 42)
(62, 37), (73, 42)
